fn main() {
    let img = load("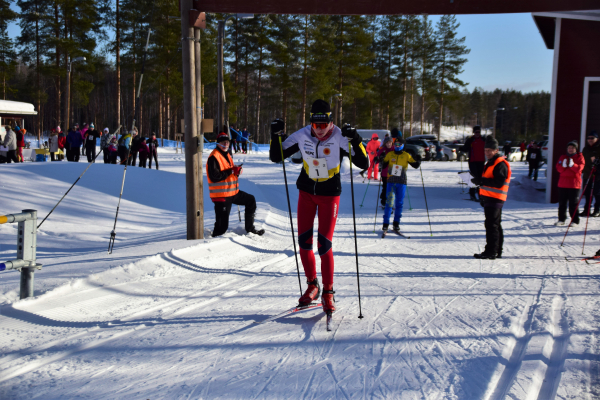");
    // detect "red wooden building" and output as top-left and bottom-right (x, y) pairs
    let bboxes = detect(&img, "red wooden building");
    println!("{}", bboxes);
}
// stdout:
(533, 10), (600, 202)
